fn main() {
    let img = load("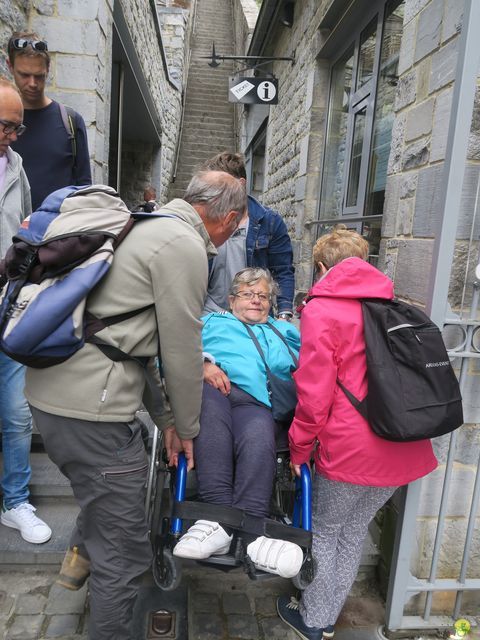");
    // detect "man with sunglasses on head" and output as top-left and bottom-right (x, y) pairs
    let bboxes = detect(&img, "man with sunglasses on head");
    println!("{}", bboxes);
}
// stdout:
(0, 76), (52, 544)
(7, 32), (91, 211)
